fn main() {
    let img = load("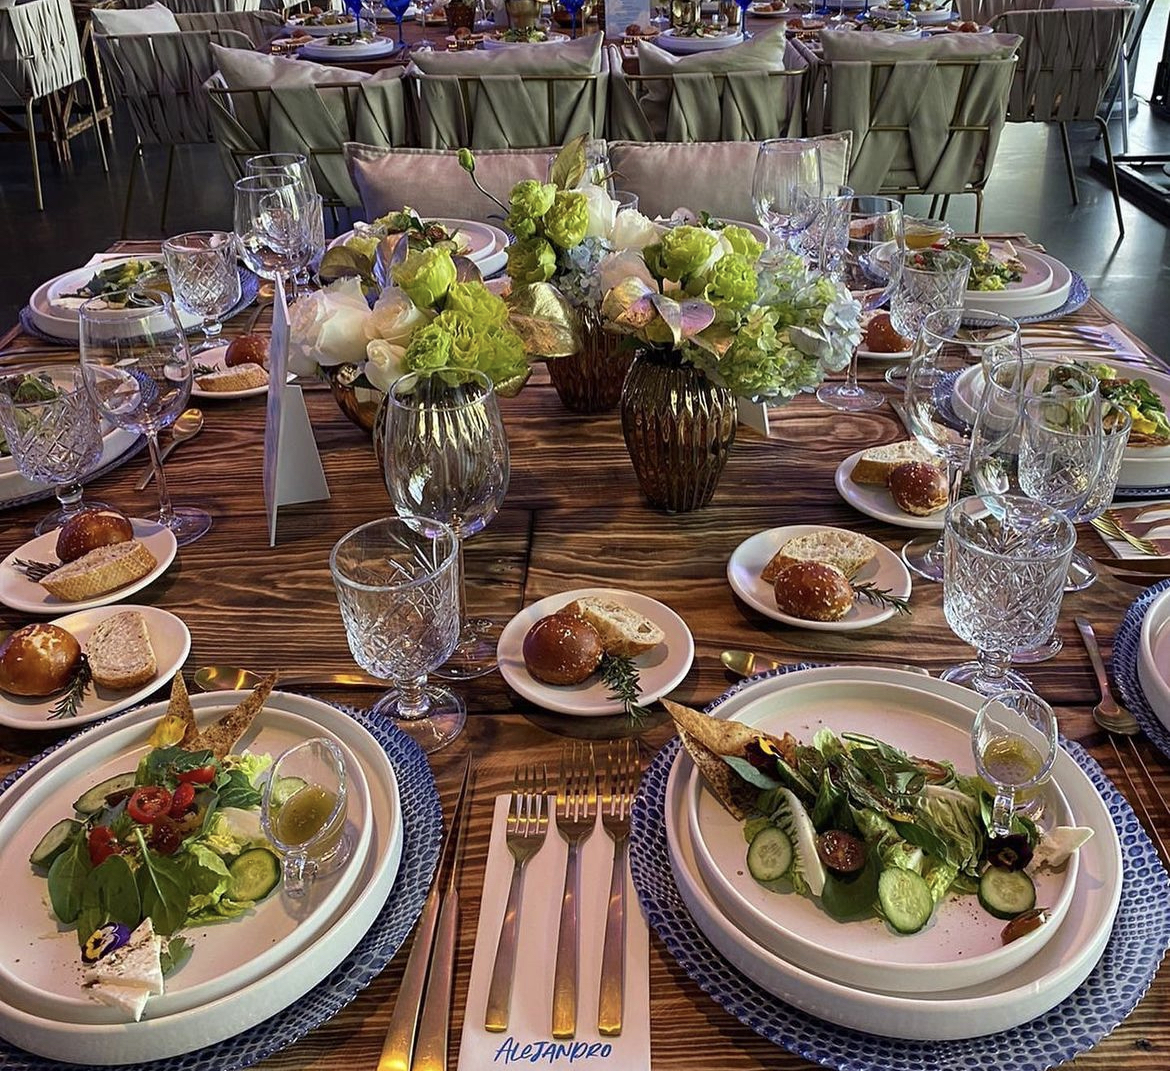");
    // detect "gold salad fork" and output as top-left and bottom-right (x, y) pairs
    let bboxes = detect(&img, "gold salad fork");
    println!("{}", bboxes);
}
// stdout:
(597, 740), (638, 1038)
(552, 743), (597, 1040)
(484, 764), (550, 1033)
(1093, 514), (1170, 556)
